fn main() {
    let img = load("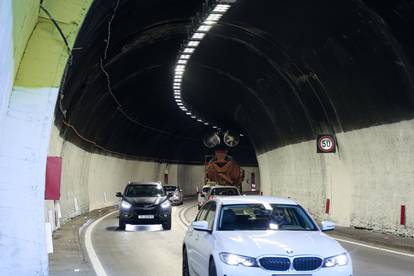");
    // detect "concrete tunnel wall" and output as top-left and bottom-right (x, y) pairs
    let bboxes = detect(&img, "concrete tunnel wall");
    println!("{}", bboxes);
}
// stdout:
(0, 0), (413, 274)
(46, 125), (260, 225)
(259, 119), (414, 236)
